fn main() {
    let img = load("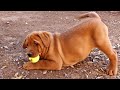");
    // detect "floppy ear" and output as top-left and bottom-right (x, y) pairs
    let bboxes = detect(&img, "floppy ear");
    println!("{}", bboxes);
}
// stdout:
(38, 32), (51, 48)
